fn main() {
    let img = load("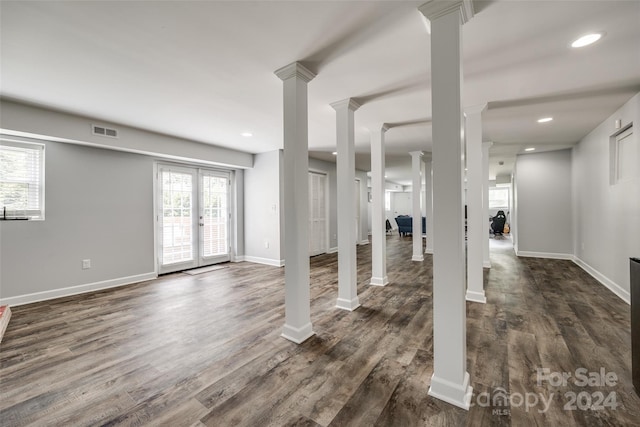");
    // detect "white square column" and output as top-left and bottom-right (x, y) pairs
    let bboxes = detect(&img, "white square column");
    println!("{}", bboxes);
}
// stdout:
(410, 151), (424, 261)
(482, 141), (493, 268)
(419, 0), (475, 410)
(424, 155), (434, 254)
(332, 98), (361, 311)
(275, 62), (316, 344)
(465, 104), (487, 303)
(370, 125), (389, 286)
